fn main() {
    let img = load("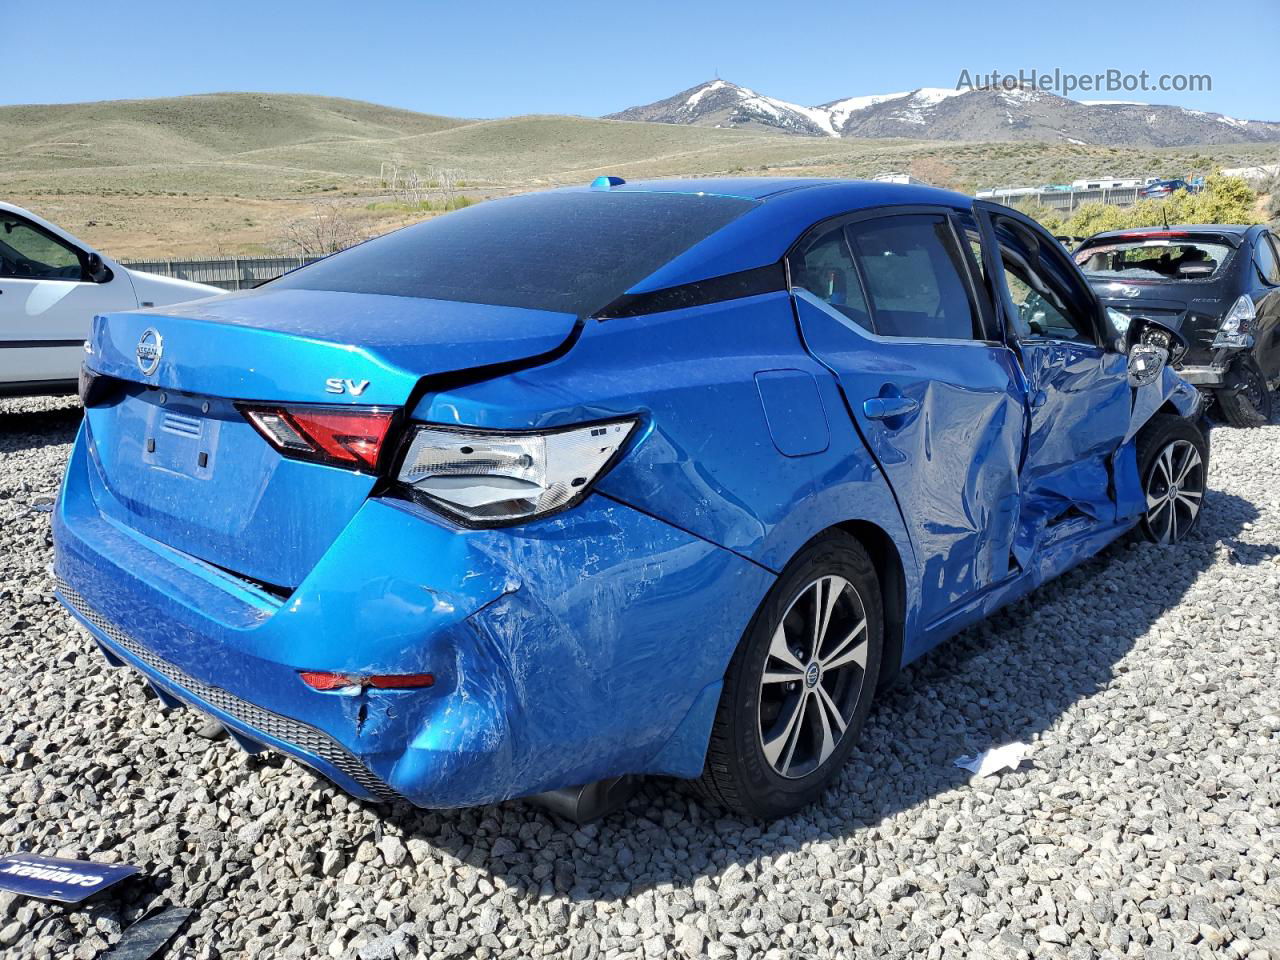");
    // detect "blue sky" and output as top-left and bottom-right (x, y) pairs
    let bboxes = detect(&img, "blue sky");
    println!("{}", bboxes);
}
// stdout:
(12, 0), (1276, 120)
